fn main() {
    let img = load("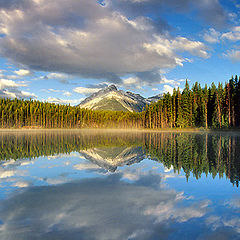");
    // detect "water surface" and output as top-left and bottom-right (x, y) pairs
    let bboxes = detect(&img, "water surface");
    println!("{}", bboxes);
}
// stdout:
(0, 130), (239, 240)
